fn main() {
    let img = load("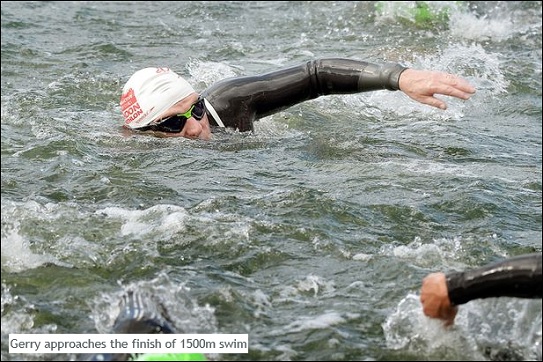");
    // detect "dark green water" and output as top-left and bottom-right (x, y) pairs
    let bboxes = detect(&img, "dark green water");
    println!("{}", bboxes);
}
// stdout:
(1, 1), (541, 361)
